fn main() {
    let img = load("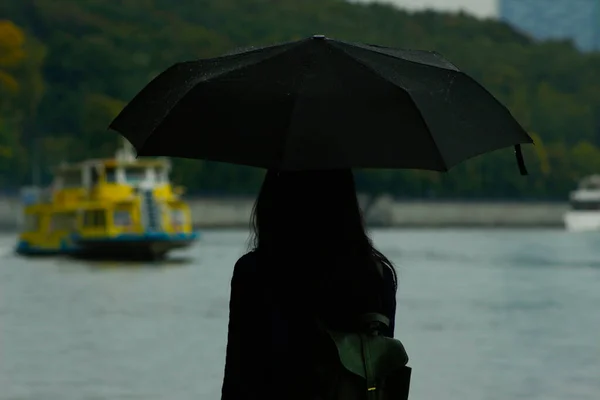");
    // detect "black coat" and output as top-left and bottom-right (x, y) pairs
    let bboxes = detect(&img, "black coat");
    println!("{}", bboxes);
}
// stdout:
(221, 251), (397, 399)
